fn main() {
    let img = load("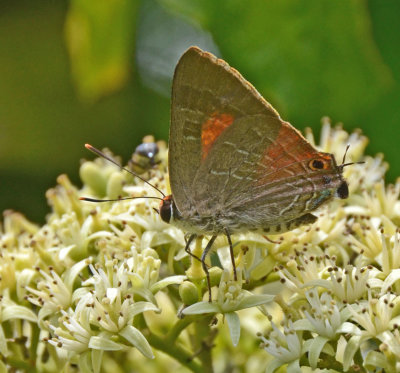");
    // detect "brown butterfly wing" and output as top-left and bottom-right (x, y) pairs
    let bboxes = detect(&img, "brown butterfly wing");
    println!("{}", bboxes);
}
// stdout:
(170, 47), (343, 227)
(192, 118), (342, 225)
(170, 46), (282, 216)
